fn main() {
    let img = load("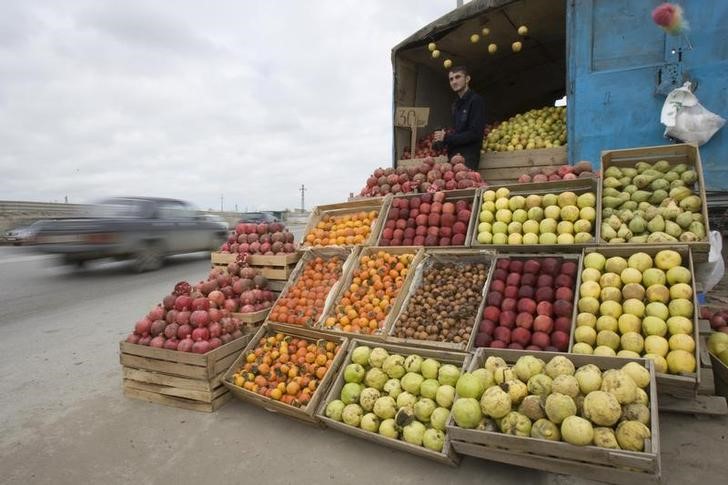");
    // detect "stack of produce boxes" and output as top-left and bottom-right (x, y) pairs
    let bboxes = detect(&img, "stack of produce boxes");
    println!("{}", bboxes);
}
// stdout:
(123, 142), (719, 481)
